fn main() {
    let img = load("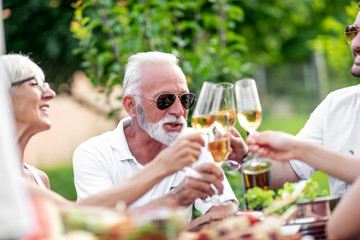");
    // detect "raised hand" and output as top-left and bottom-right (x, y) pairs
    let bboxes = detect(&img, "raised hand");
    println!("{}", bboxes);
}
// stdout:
(152, 133), (205, 175)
